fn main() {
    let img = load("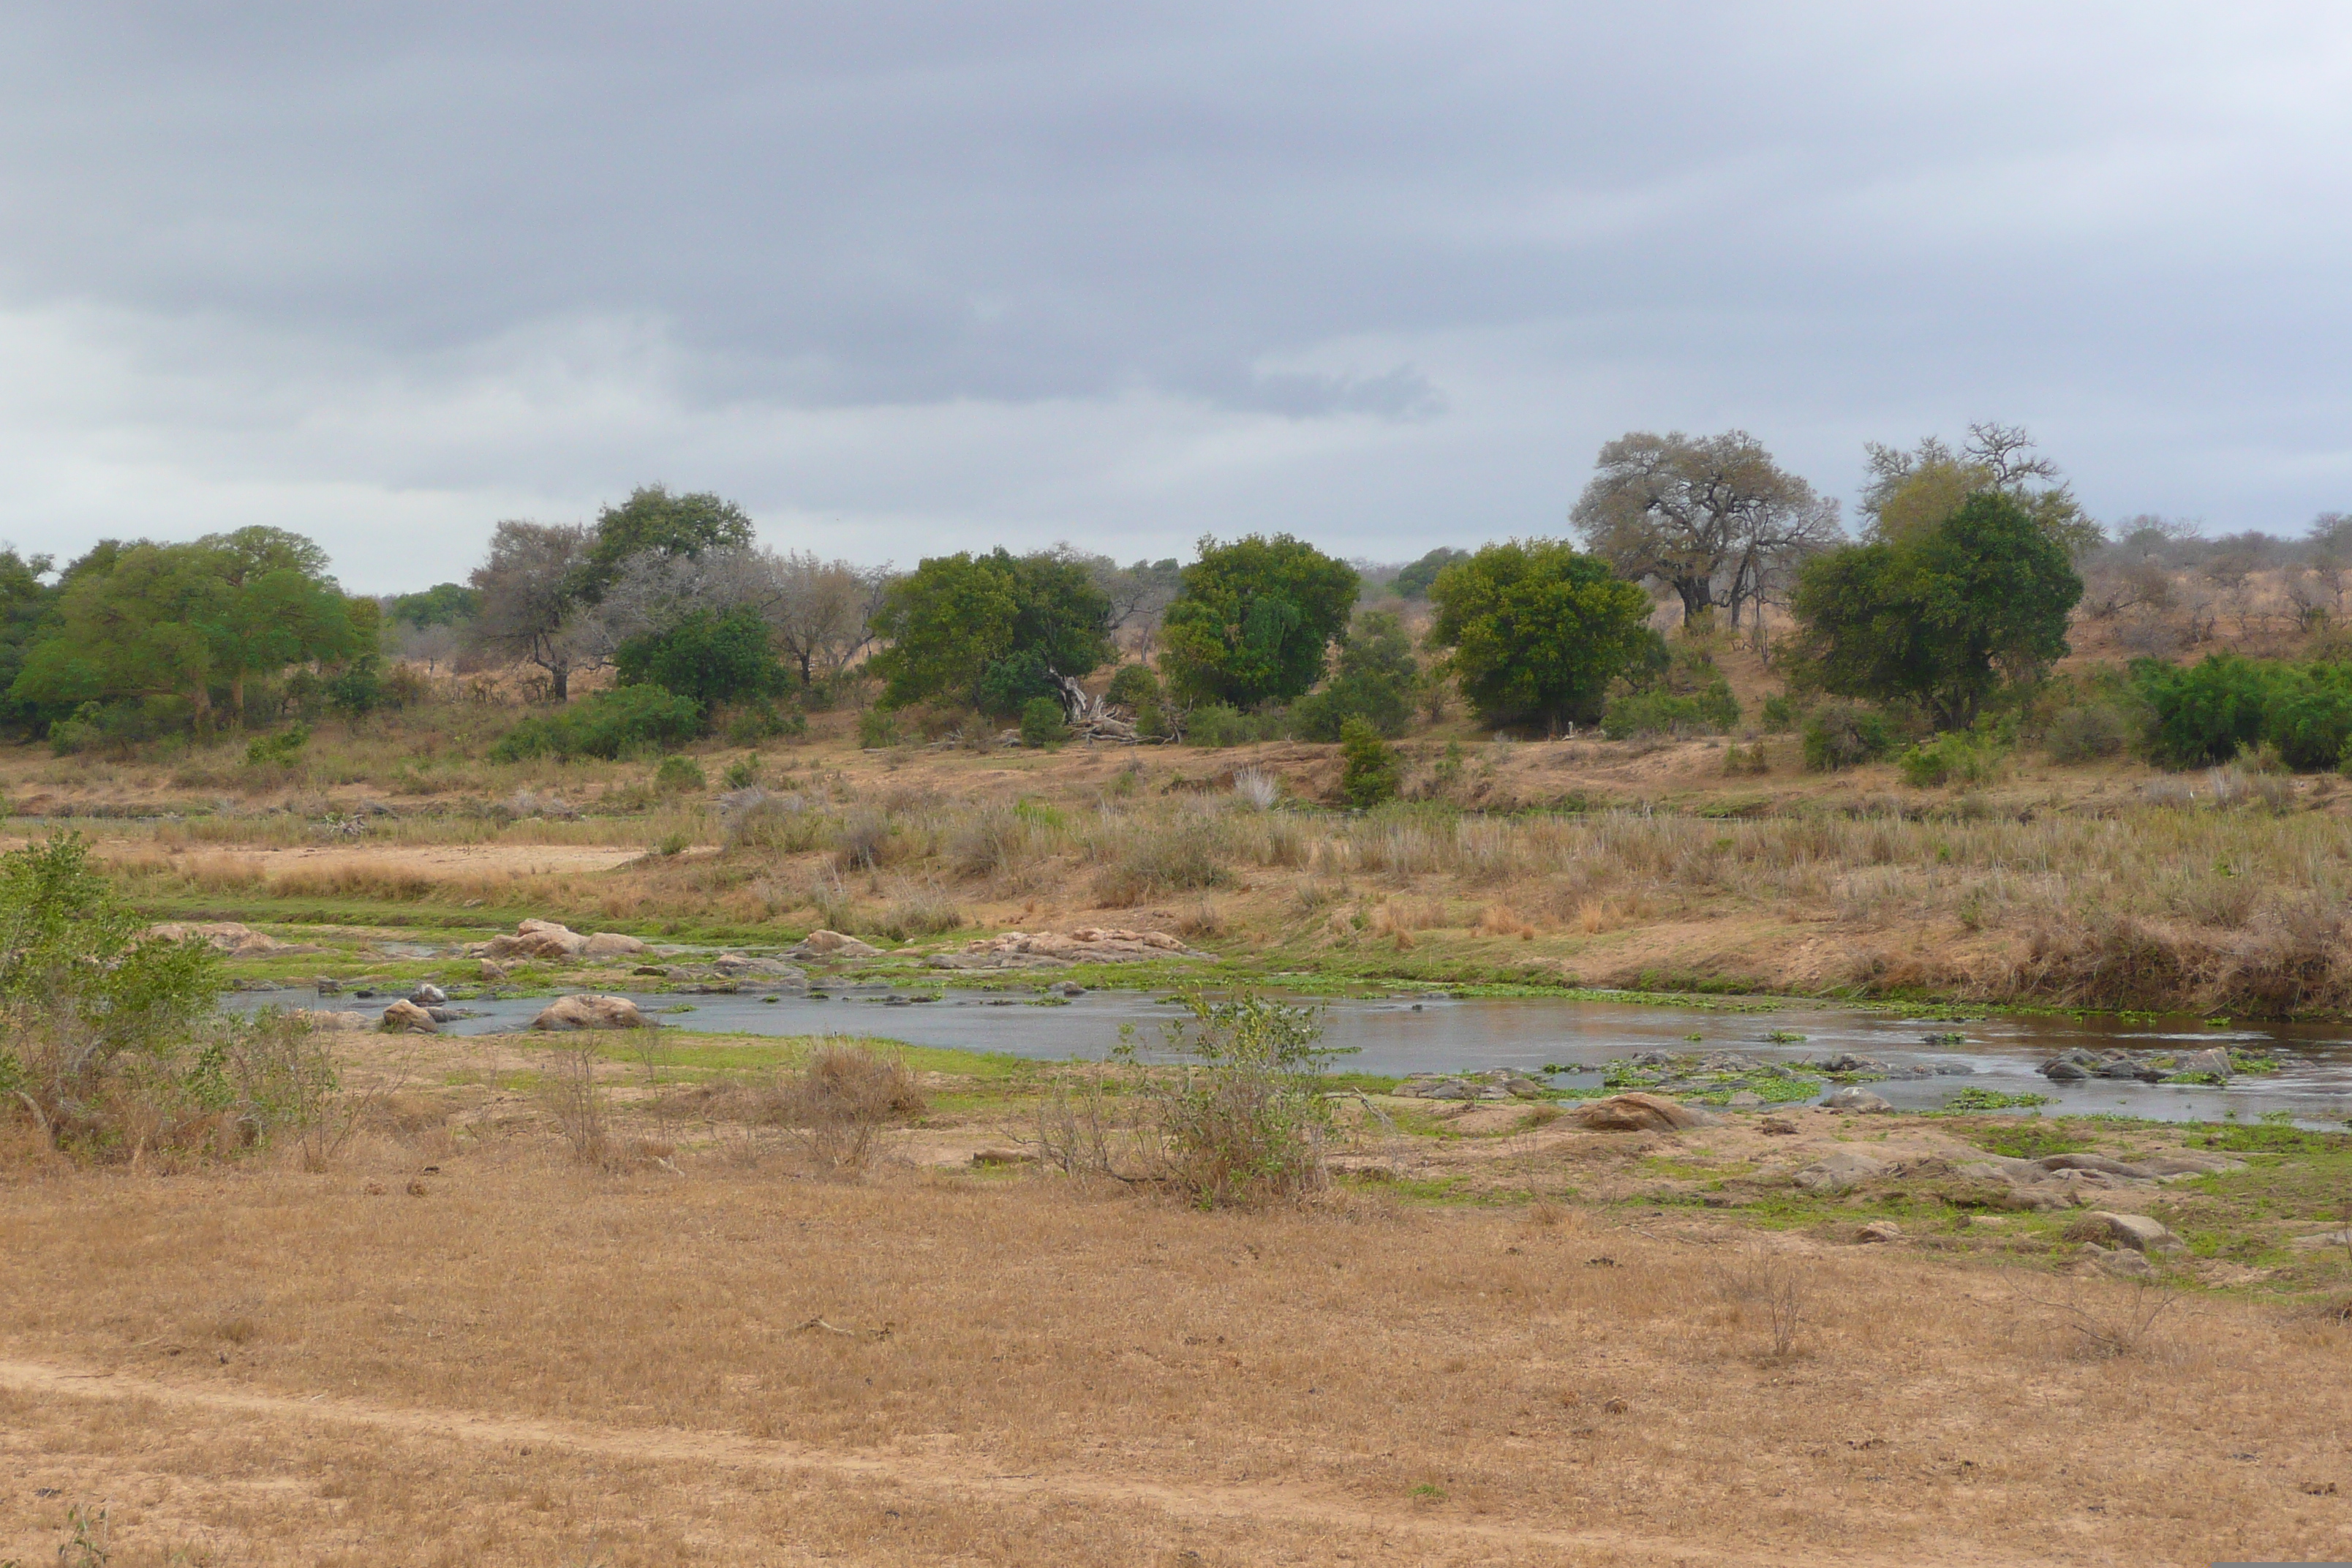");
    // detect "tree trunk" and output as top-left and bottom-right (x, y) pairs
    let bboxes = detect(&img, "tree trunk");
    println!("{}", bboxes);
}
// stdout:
(1675, 576), (1715, 622)
(230, 672), (246, 724)
(551, 660), (570, 703)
